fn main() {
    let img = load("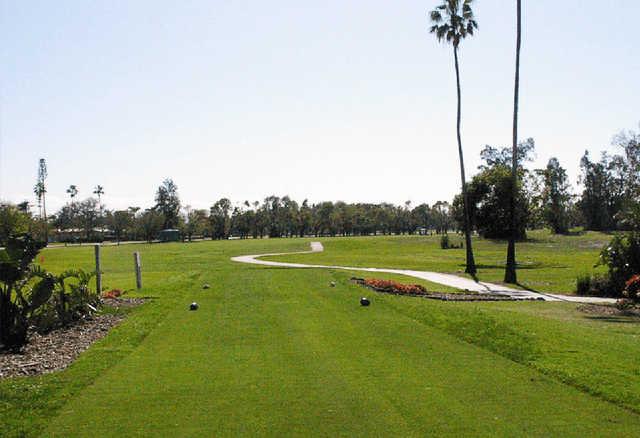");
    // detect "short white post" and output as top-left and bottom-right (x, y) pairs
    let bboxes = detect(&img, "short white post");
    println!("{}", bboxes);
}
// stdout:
(94, 244), (102, 293)
(134, 252), (142, 289)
